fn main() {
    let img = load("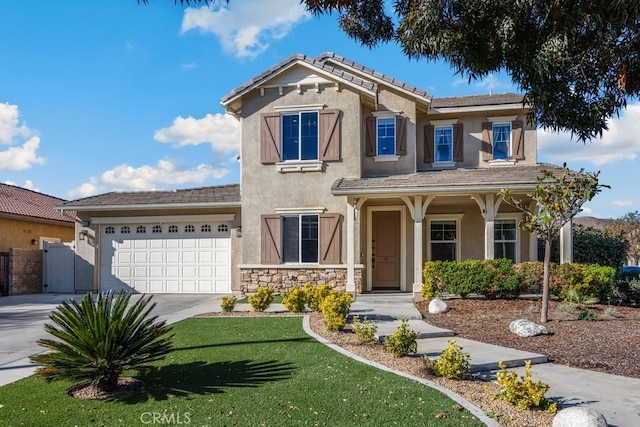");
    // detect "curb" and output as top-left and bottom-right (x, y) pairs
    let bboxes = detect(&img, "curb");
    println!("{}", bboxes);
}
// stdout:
(301, 315), (500, 427)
